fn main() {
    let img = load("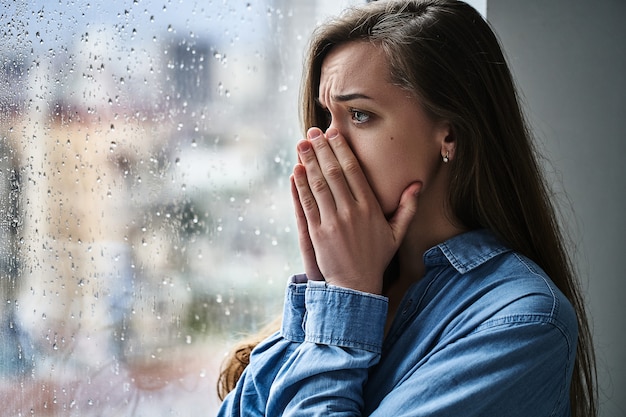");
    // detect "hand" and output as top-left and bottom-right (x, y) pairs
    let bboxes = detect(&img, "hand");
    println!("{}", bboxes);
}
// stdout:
(291, 127), (421, 294)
